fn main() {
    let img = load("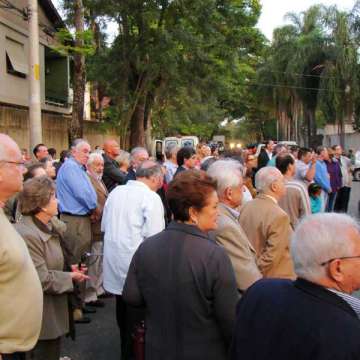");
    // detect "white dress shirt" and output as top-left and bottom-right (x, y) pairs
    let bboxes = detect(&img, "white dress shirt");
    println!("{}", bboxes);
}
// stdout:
(101, 180), (165, 295)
